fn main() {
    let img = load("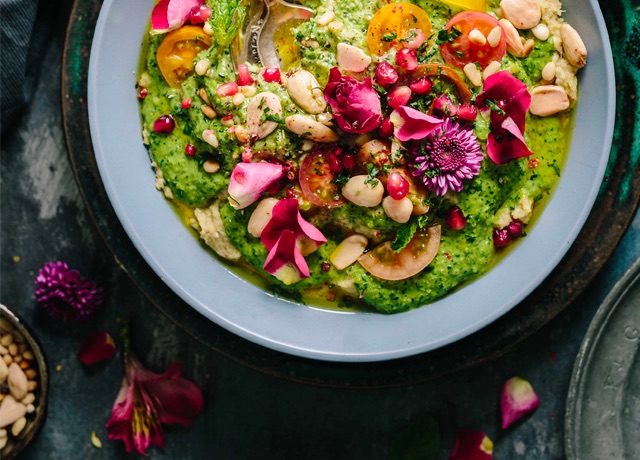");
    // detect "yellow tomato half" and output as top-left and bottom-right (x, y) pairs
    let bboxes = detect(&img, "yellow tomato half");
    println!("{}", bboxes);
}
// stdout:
(437, 0), (486, 11)
(157, 26), (212, 88)
(367, 2), (433, 56)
